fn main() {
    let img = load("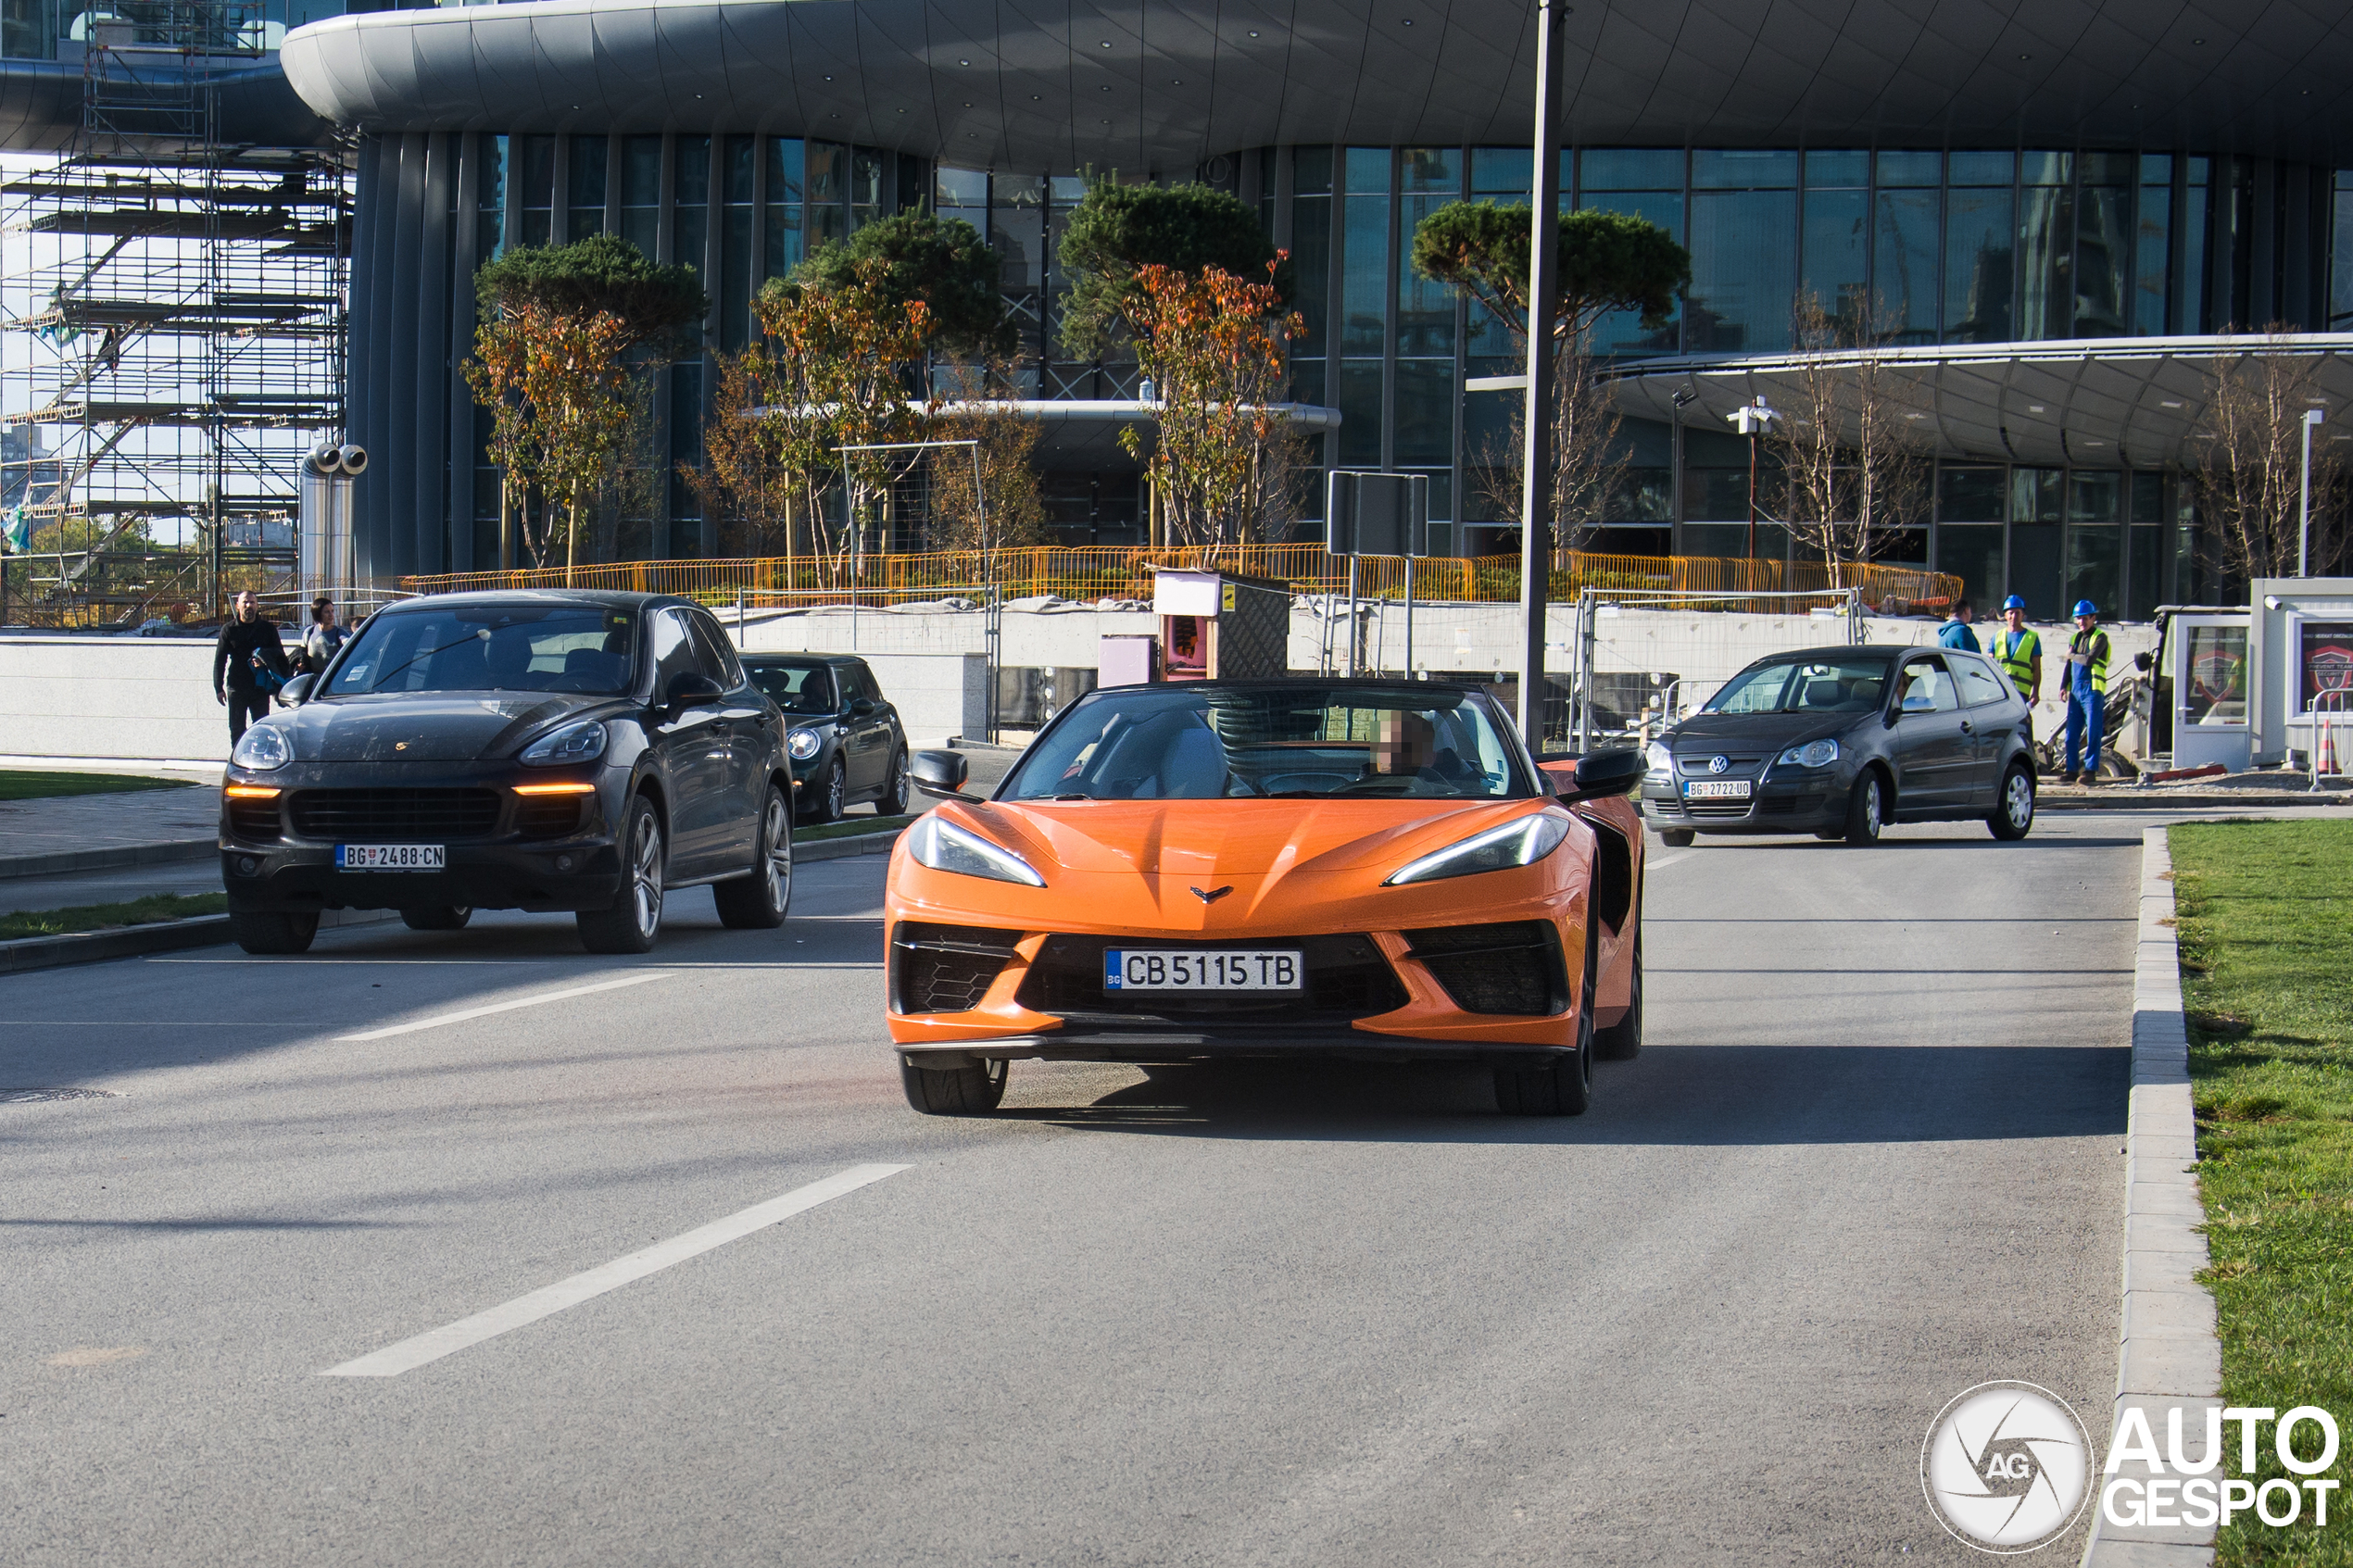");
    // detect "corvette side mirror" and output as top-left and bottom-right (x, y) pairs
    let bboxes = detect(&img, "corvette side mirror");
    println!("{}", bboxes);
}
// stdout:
(912, 748), (978, 800)
(1556, 748), (1645, 803)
